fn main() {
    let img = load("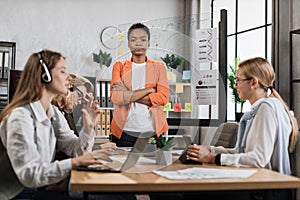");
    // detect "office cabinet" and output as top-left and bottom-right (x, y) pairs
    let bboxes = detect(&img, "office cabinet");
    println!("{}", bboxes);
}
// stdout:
(95, 79), (113, 138)
(0, 41), (16, 112)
